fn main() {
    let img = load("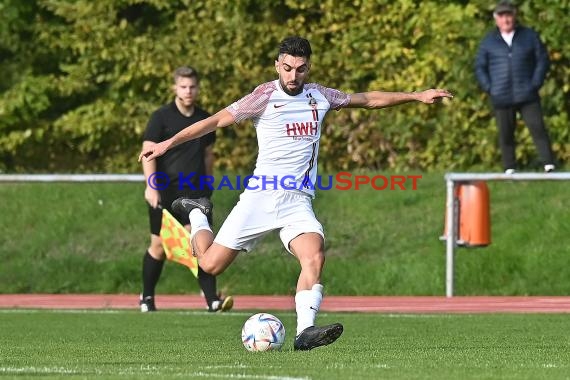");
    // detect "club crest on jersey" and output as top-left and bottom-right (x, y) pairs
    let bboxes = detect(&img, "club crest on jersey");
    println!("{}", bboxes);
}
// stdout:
(307, 93), (318, 109)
